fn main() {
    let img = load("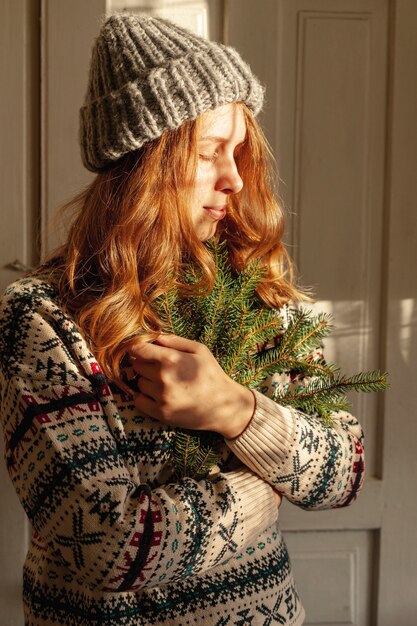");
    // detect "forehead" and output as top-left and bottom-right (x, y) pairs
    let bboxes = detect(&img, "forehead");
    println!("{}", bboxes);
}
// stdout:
(197, 103), (247, 142)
